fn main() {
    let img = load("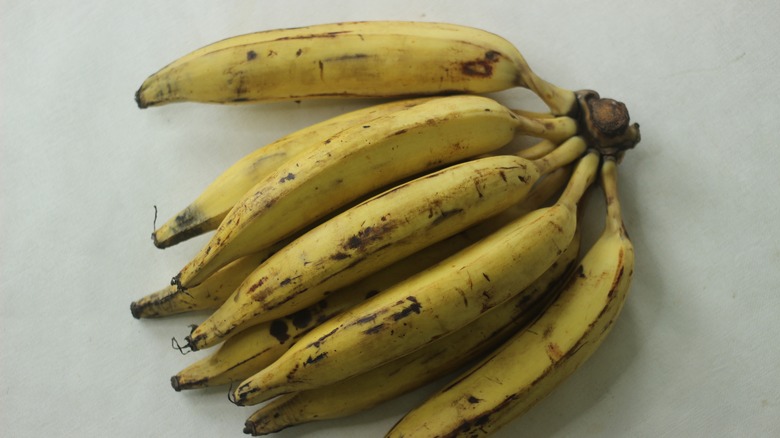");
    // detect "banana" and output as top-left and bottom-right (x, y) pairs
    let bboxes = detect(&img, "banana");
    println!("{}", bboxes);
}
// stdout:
(230, 150), (599, 406)
(242, 216), (582, 435)
(385, 156), (634, 438)
(172, 94), (577, 289)
(183, 136), (586, 352)
(170, 165), (569, 389)
(130, 252), (269, 319)
(132, 139), (558, 319)
(171, 286), (372, 391)
(152, 97), (439, 248)
(135, 21), (576, 115)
